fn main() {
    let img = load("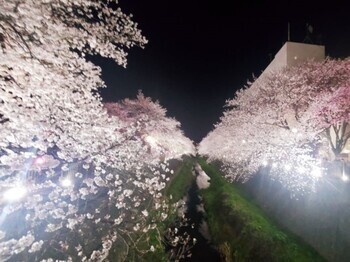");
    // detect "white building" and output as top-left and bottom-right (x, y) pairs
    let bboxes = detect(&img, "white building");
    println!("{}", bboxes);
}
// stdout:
(252, 41), (325, 87)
